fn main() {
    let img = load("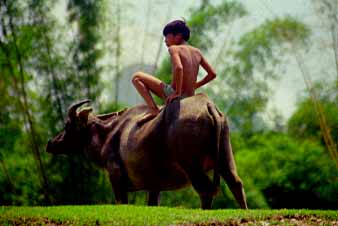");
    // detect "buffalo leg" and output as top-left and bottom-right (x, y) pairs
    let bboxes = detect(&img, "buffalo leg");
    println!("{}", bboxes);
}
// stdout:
(221, 122), (248, 209)
(107, 162), (128, 204)
(111, 179), (128, 204)
(221, 169), (247, 209)
(187, 169), (218, 209)
(147, 191), (160, 206)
